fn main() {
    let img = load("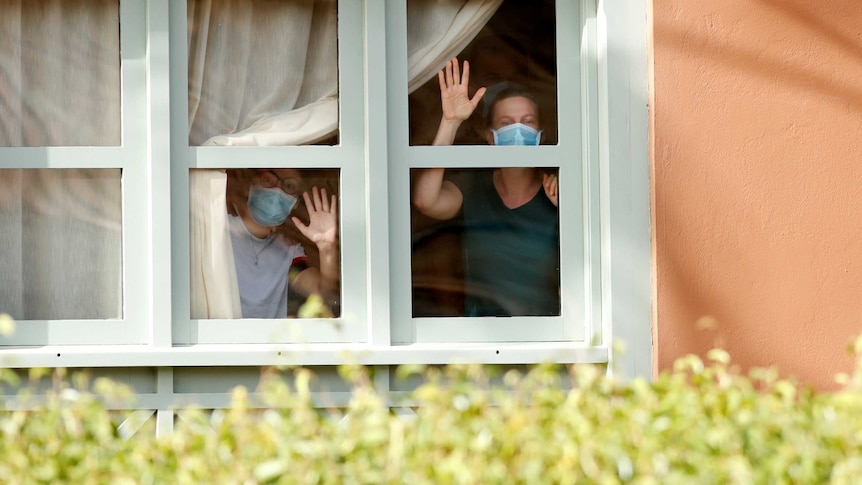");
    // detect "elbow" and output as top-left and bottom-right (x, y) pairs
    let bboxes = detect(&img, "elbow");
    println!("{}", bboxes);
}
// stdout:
(412, 192), (430, 212)
(412, 191), (438, 214)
